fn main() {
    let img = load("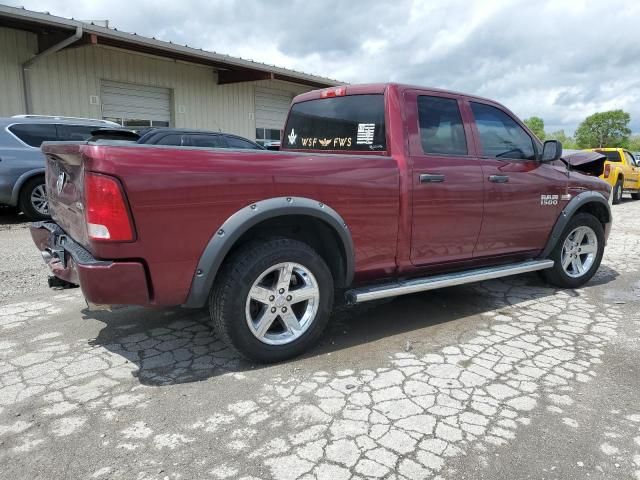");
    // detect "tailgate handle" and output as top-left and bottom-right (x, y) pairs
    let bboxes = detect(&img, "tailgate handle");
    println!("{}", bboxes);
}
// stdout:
(489, 174), (510, 183)
(420, 173), (445, 183)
